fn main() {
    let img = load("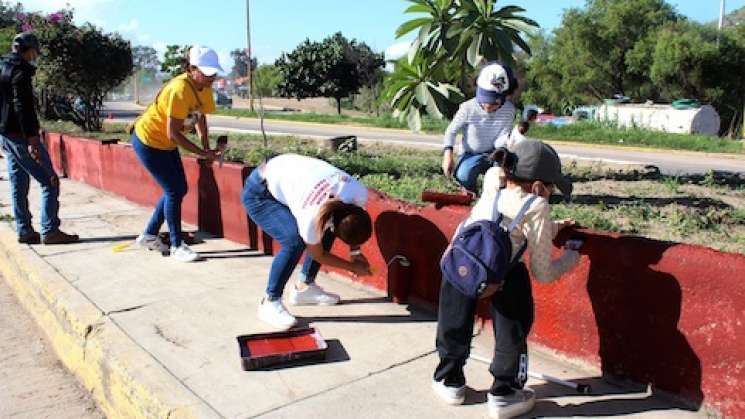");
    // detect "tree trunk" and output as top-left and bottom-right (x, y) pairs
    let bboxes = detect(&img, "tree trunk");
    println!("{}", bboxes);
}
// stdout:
(336, 97), (342, 115)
